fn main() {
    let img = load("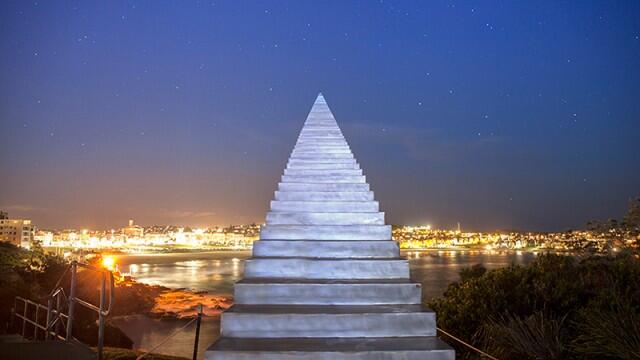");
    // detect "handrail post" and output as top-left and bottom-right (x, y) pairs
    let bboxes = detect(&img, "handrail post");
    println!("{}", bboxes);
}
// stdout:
(45, 297), (52, 340)
(55, 292), (62, 339)
(9, 305), (15, 334)
(34, 305), (39, 339)
(22, 300), (27, 338)
(192, 304), (203, 360)
(66, 261), (77, 341)
(12, 297), (18, 334)
(97, 272), (107, 360)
